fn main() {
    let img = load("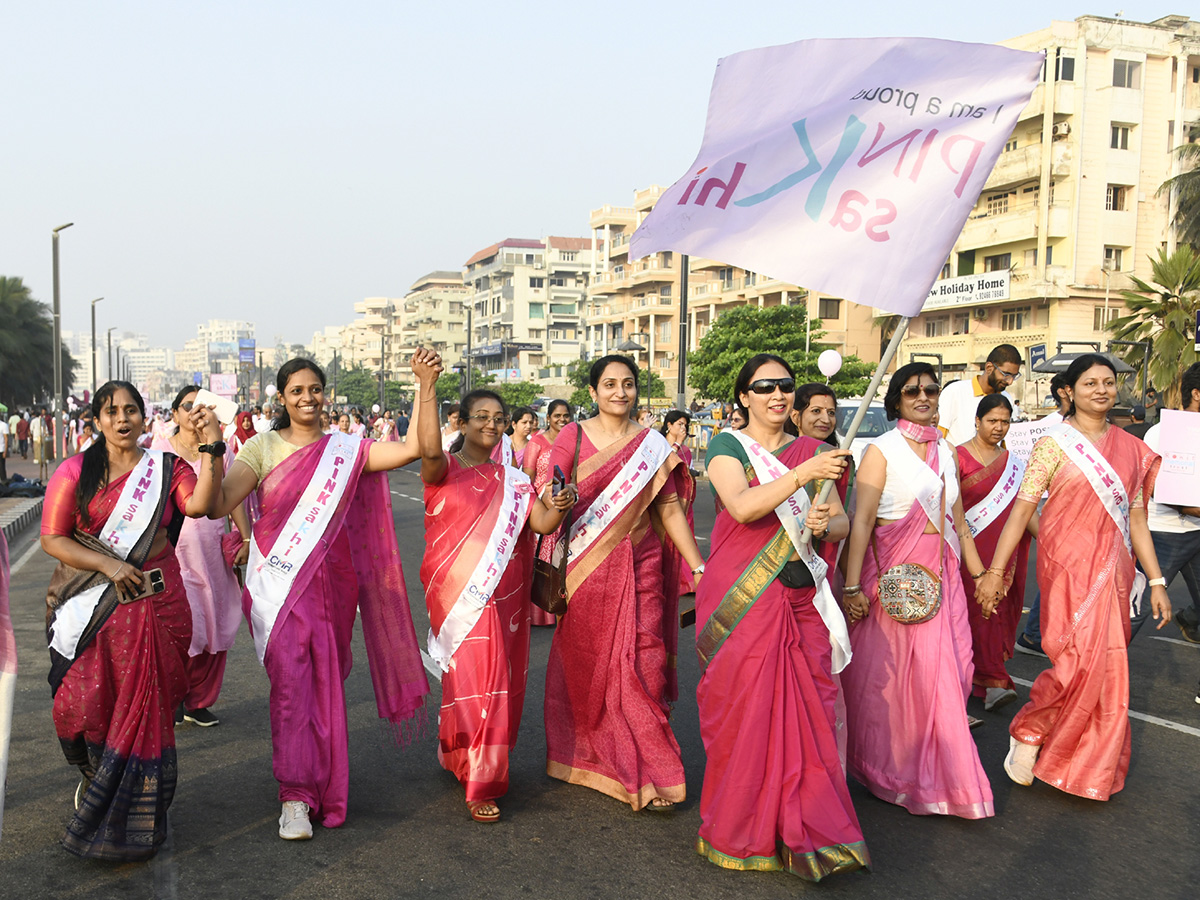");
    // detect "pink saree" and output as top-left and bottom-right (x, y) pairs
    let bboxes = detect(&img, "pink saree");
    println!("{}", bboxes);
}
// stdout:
(245, 436), (428, 827)
(958, 447), (1030, 696)
(524, 431), (558, 626)
(1009, 427), (1159, 799)
(544, 424), (685, 809)
(840, 435), (993, 819)
(695, 436), (868, 881)
(421, 455), (534, 801)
